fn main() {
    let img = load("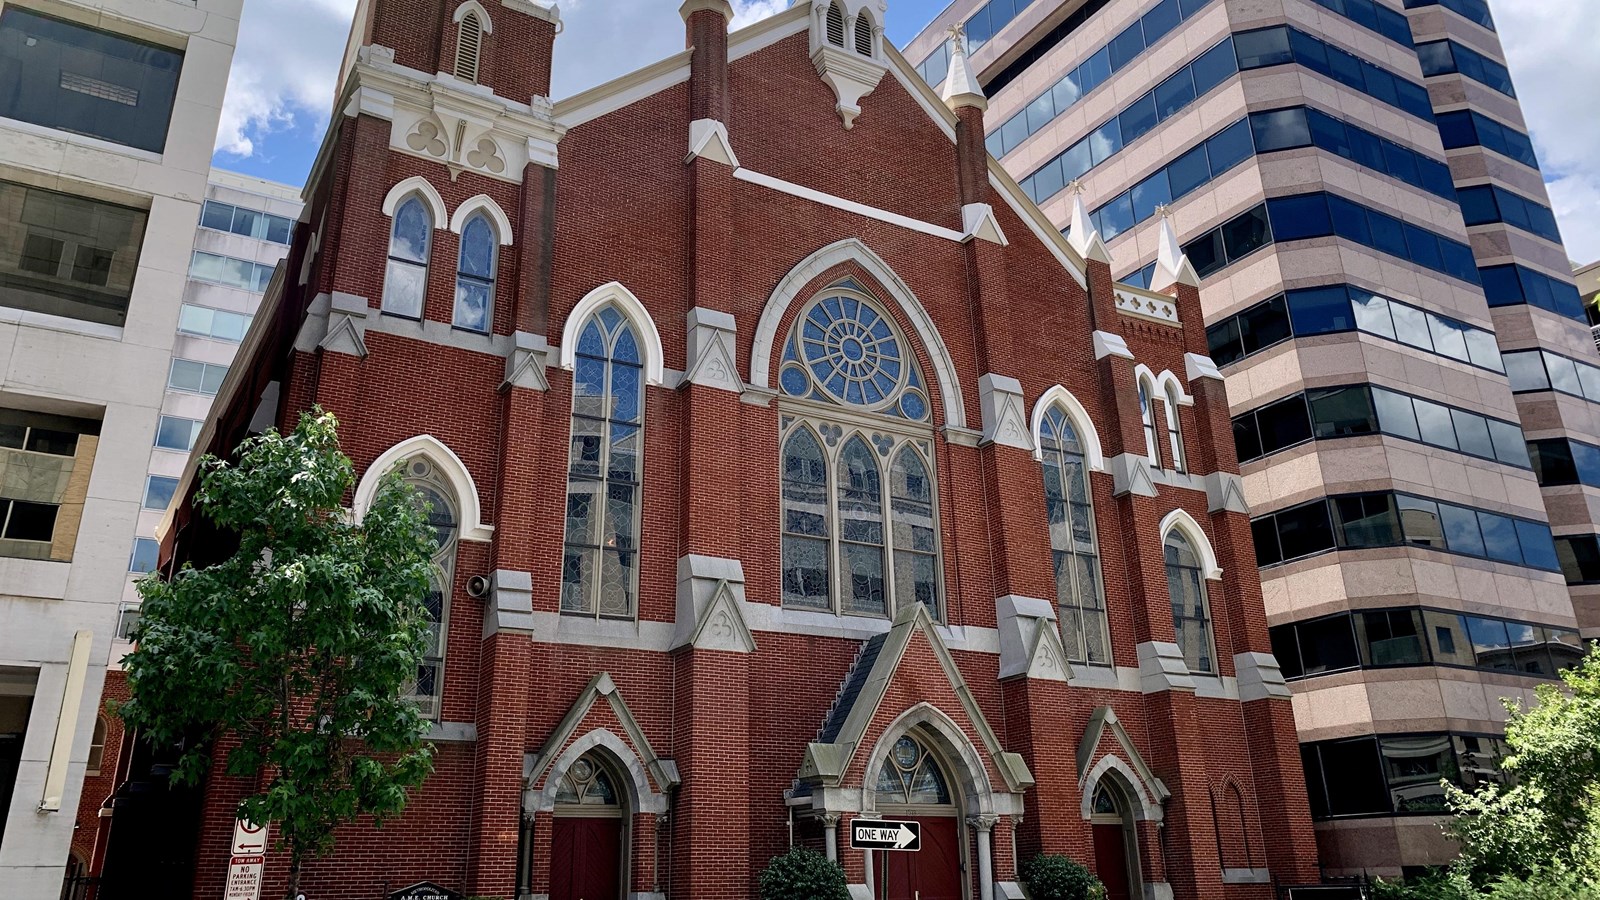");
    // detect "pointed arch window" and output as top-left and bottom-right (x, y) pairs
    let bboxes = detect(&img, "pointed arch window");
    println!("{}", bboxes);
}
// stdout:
(562, 306), (644, 620)
(454, 213), (496, 333)
(455, 11), (484, 83)
(825, 3), (846, 46)
(1165, 384), (1186, 473)
(405, 458), (459, 719)
(1165, 530), (1215, 674)
(1041, 406), (1110, 666)
(777, 283), (942, 619)
(1138, 377), (1160, 464)
(876, 735), (952, 806)
(384, 196), (432, 319)
(853, 12), (875, 56)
